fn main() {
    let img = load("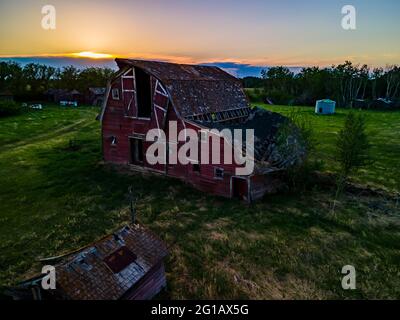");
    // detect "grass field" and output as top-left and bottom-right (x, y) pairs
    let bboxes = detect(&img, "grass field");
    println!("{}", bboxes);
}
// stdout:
(0, 104), (399, 299)
(256, 104), (400, 192)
